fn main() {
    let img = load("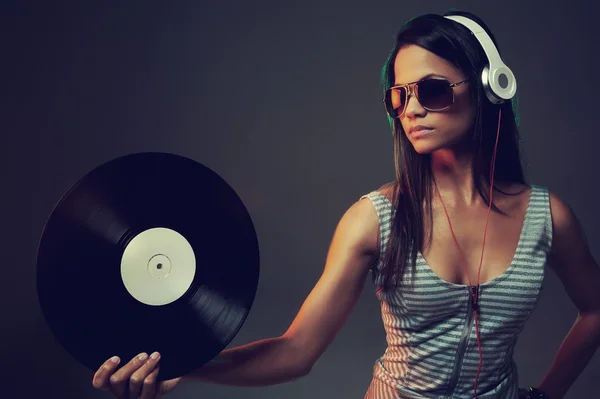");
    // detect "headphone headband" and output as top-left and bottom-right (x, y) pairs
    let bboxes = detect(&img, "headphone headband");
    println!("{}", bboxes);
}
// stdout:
(444, 15), (516, 104)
